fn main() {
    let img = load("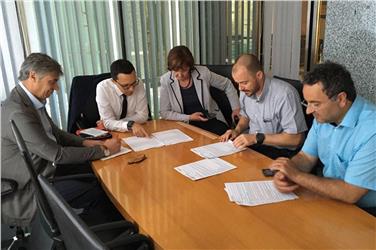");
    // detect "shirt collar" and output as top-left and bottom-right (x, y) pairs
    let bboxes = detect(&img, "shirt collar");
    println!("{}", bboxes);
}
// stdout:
(250, 77), (270, 102)
(19, 82), (46, 110)
(338, 96), (362, 128)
